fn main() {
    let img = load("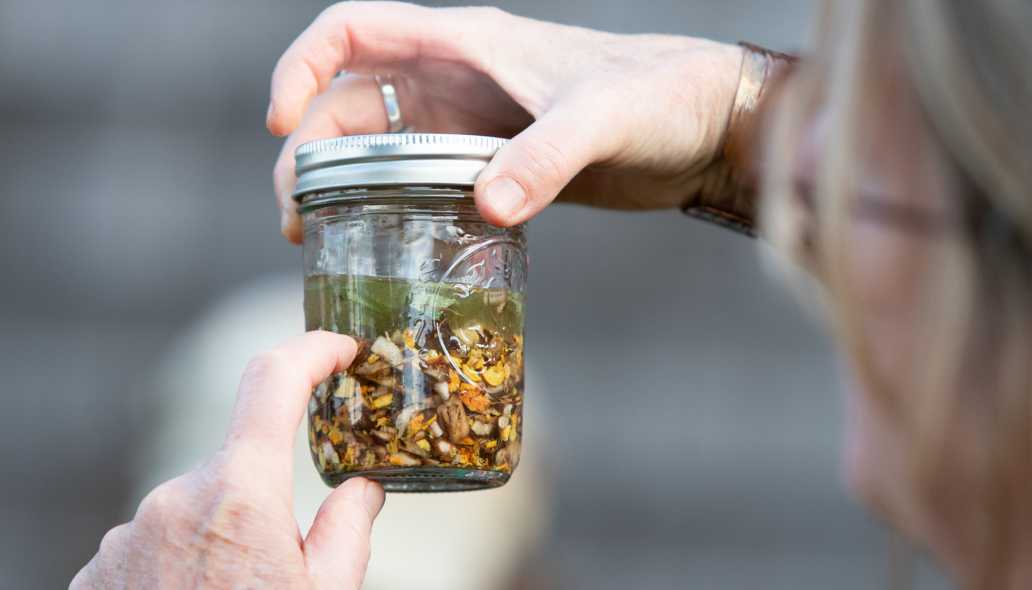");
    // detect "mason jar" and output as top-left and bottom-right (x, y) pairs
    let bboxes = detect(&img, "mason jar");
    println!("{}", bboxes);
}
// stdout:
(294, 134), (528, 492)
